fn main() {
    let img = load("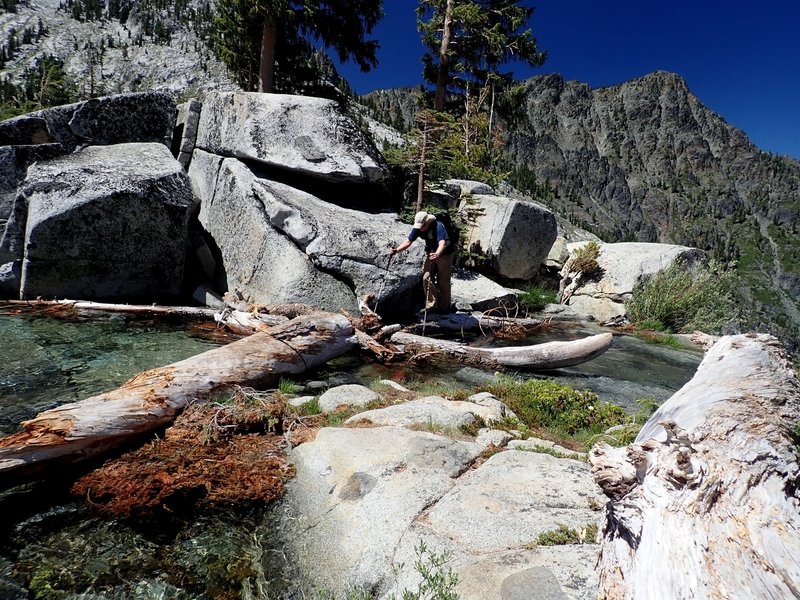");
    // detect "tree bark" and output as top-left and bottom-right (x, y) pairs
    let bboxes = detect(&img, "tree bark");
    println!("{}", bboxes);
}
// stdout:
(390, 331), (612, 369)
(0, 312), (356, 487)
(416, 114), (428, 211)
(433, 0), (454, 111)
(259, 16), (277, 93)
(410, 311), (542, 334)
(590, 333), (800, 599)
